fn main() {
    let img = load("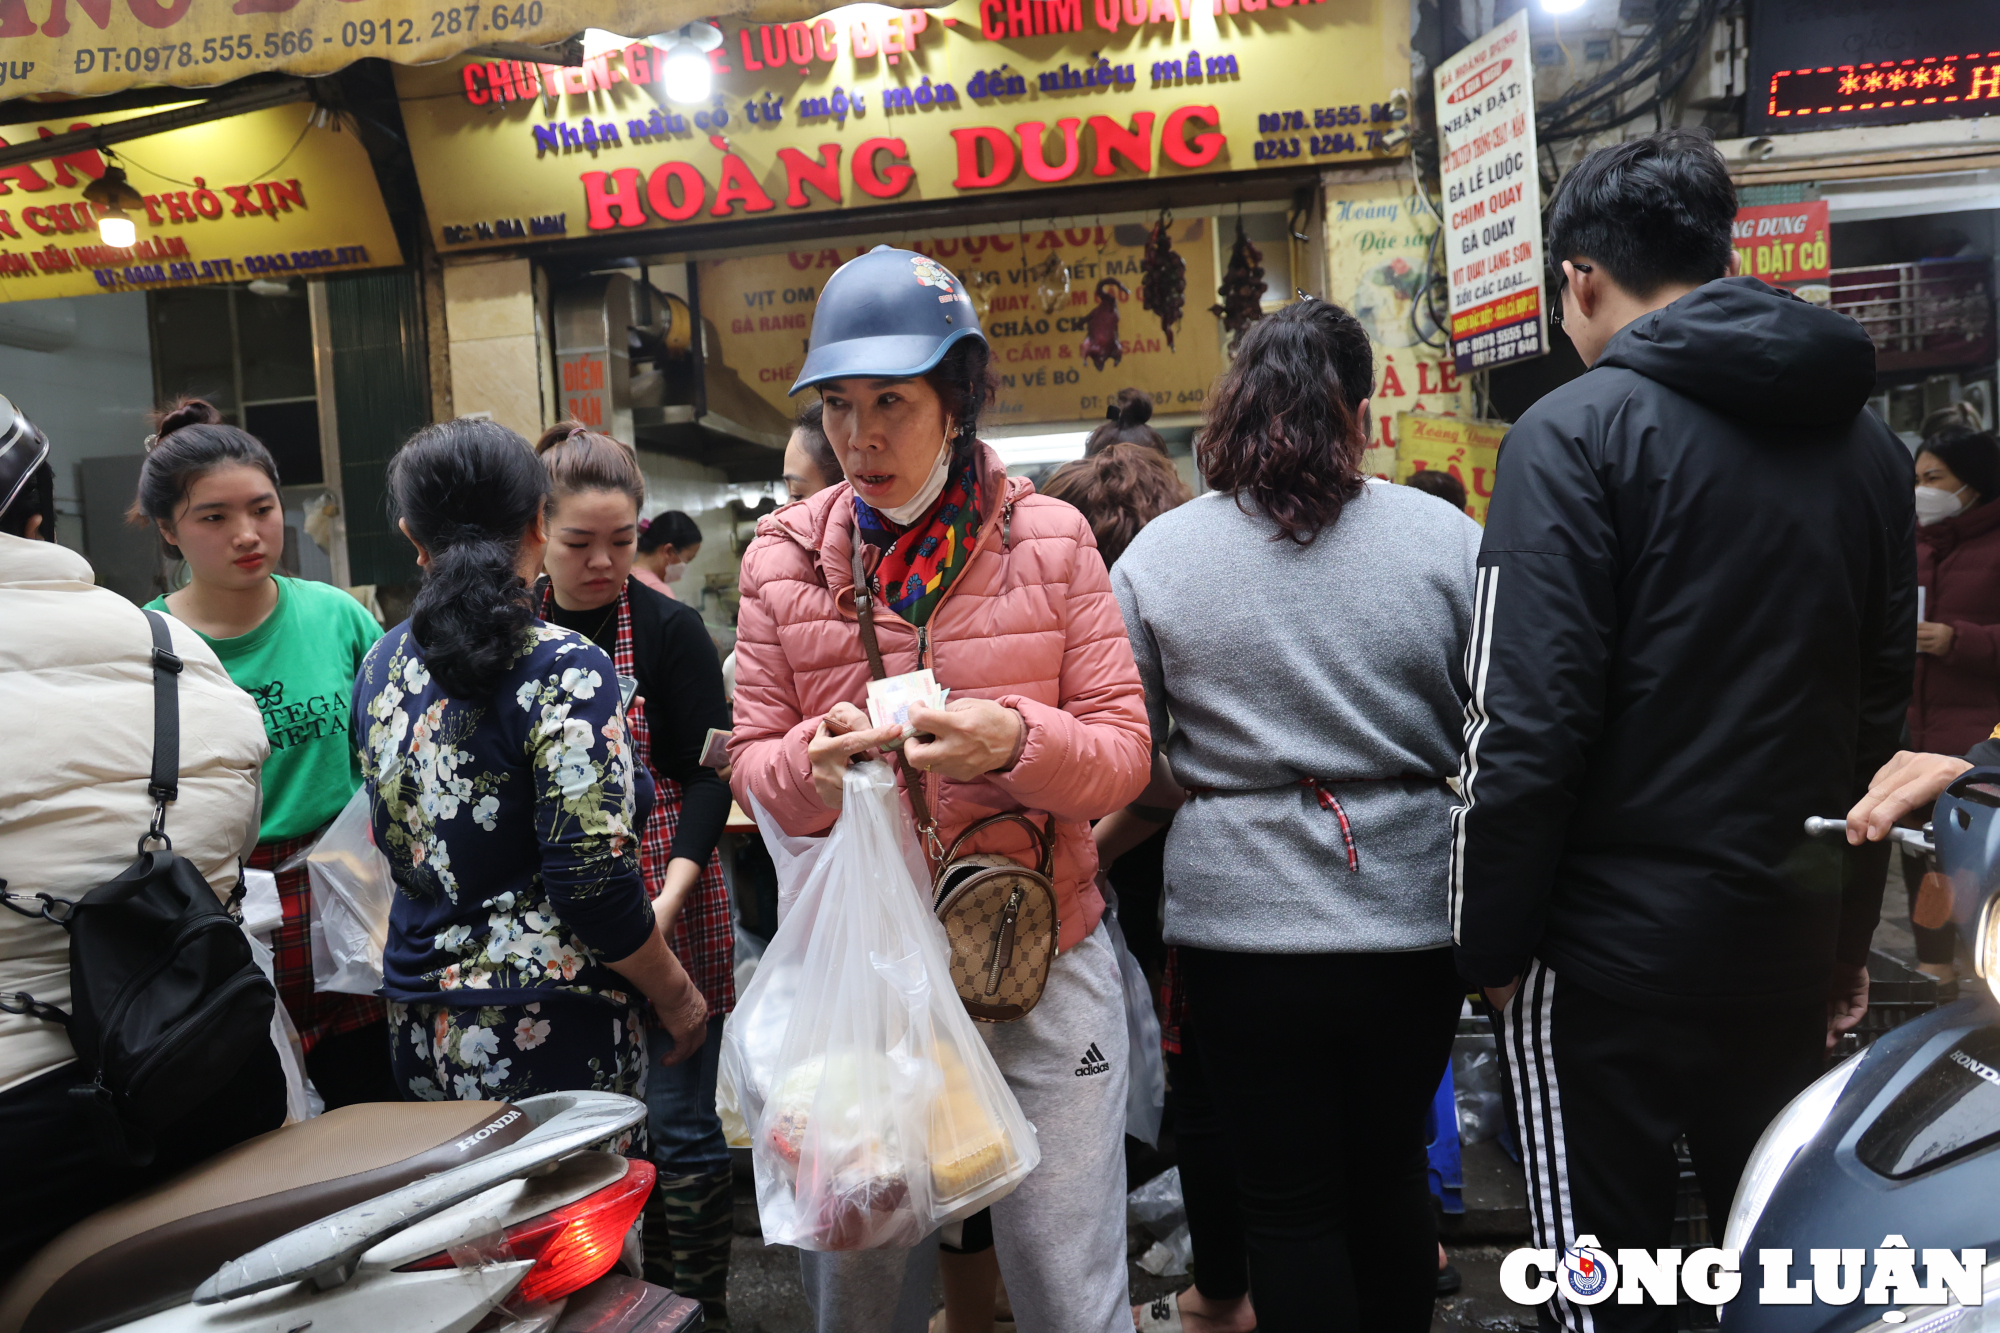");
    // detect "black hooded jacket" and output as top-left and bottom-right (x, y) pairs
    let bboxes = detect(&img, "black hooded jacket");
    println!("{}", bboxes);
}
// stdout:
(1451, 277), (1916, 1012)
